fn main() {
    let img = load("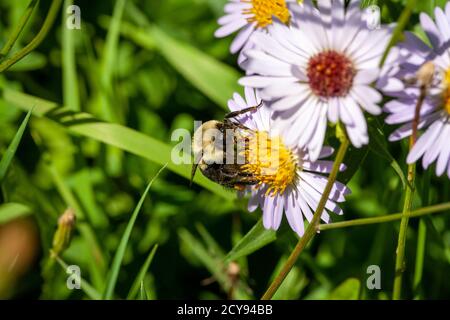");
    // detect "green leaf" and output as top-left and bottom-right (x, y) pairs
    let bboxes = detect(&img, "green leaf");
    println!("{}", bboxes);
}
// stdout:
(1, 88), (233, 199)
(8, 52), (47, 72)
(0, 202), (32, 224)
(338, 146), (369, 184)
(329, 278), (361, 300)
(103, 165), (166, 299)
(368, 120), (408, 189)
(0, 108), (32, 183)
(127, 244), (158, 299)
(224, 219), (276, 263)
(117, 23), (242, 110)
(152, 26), (242, 109)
